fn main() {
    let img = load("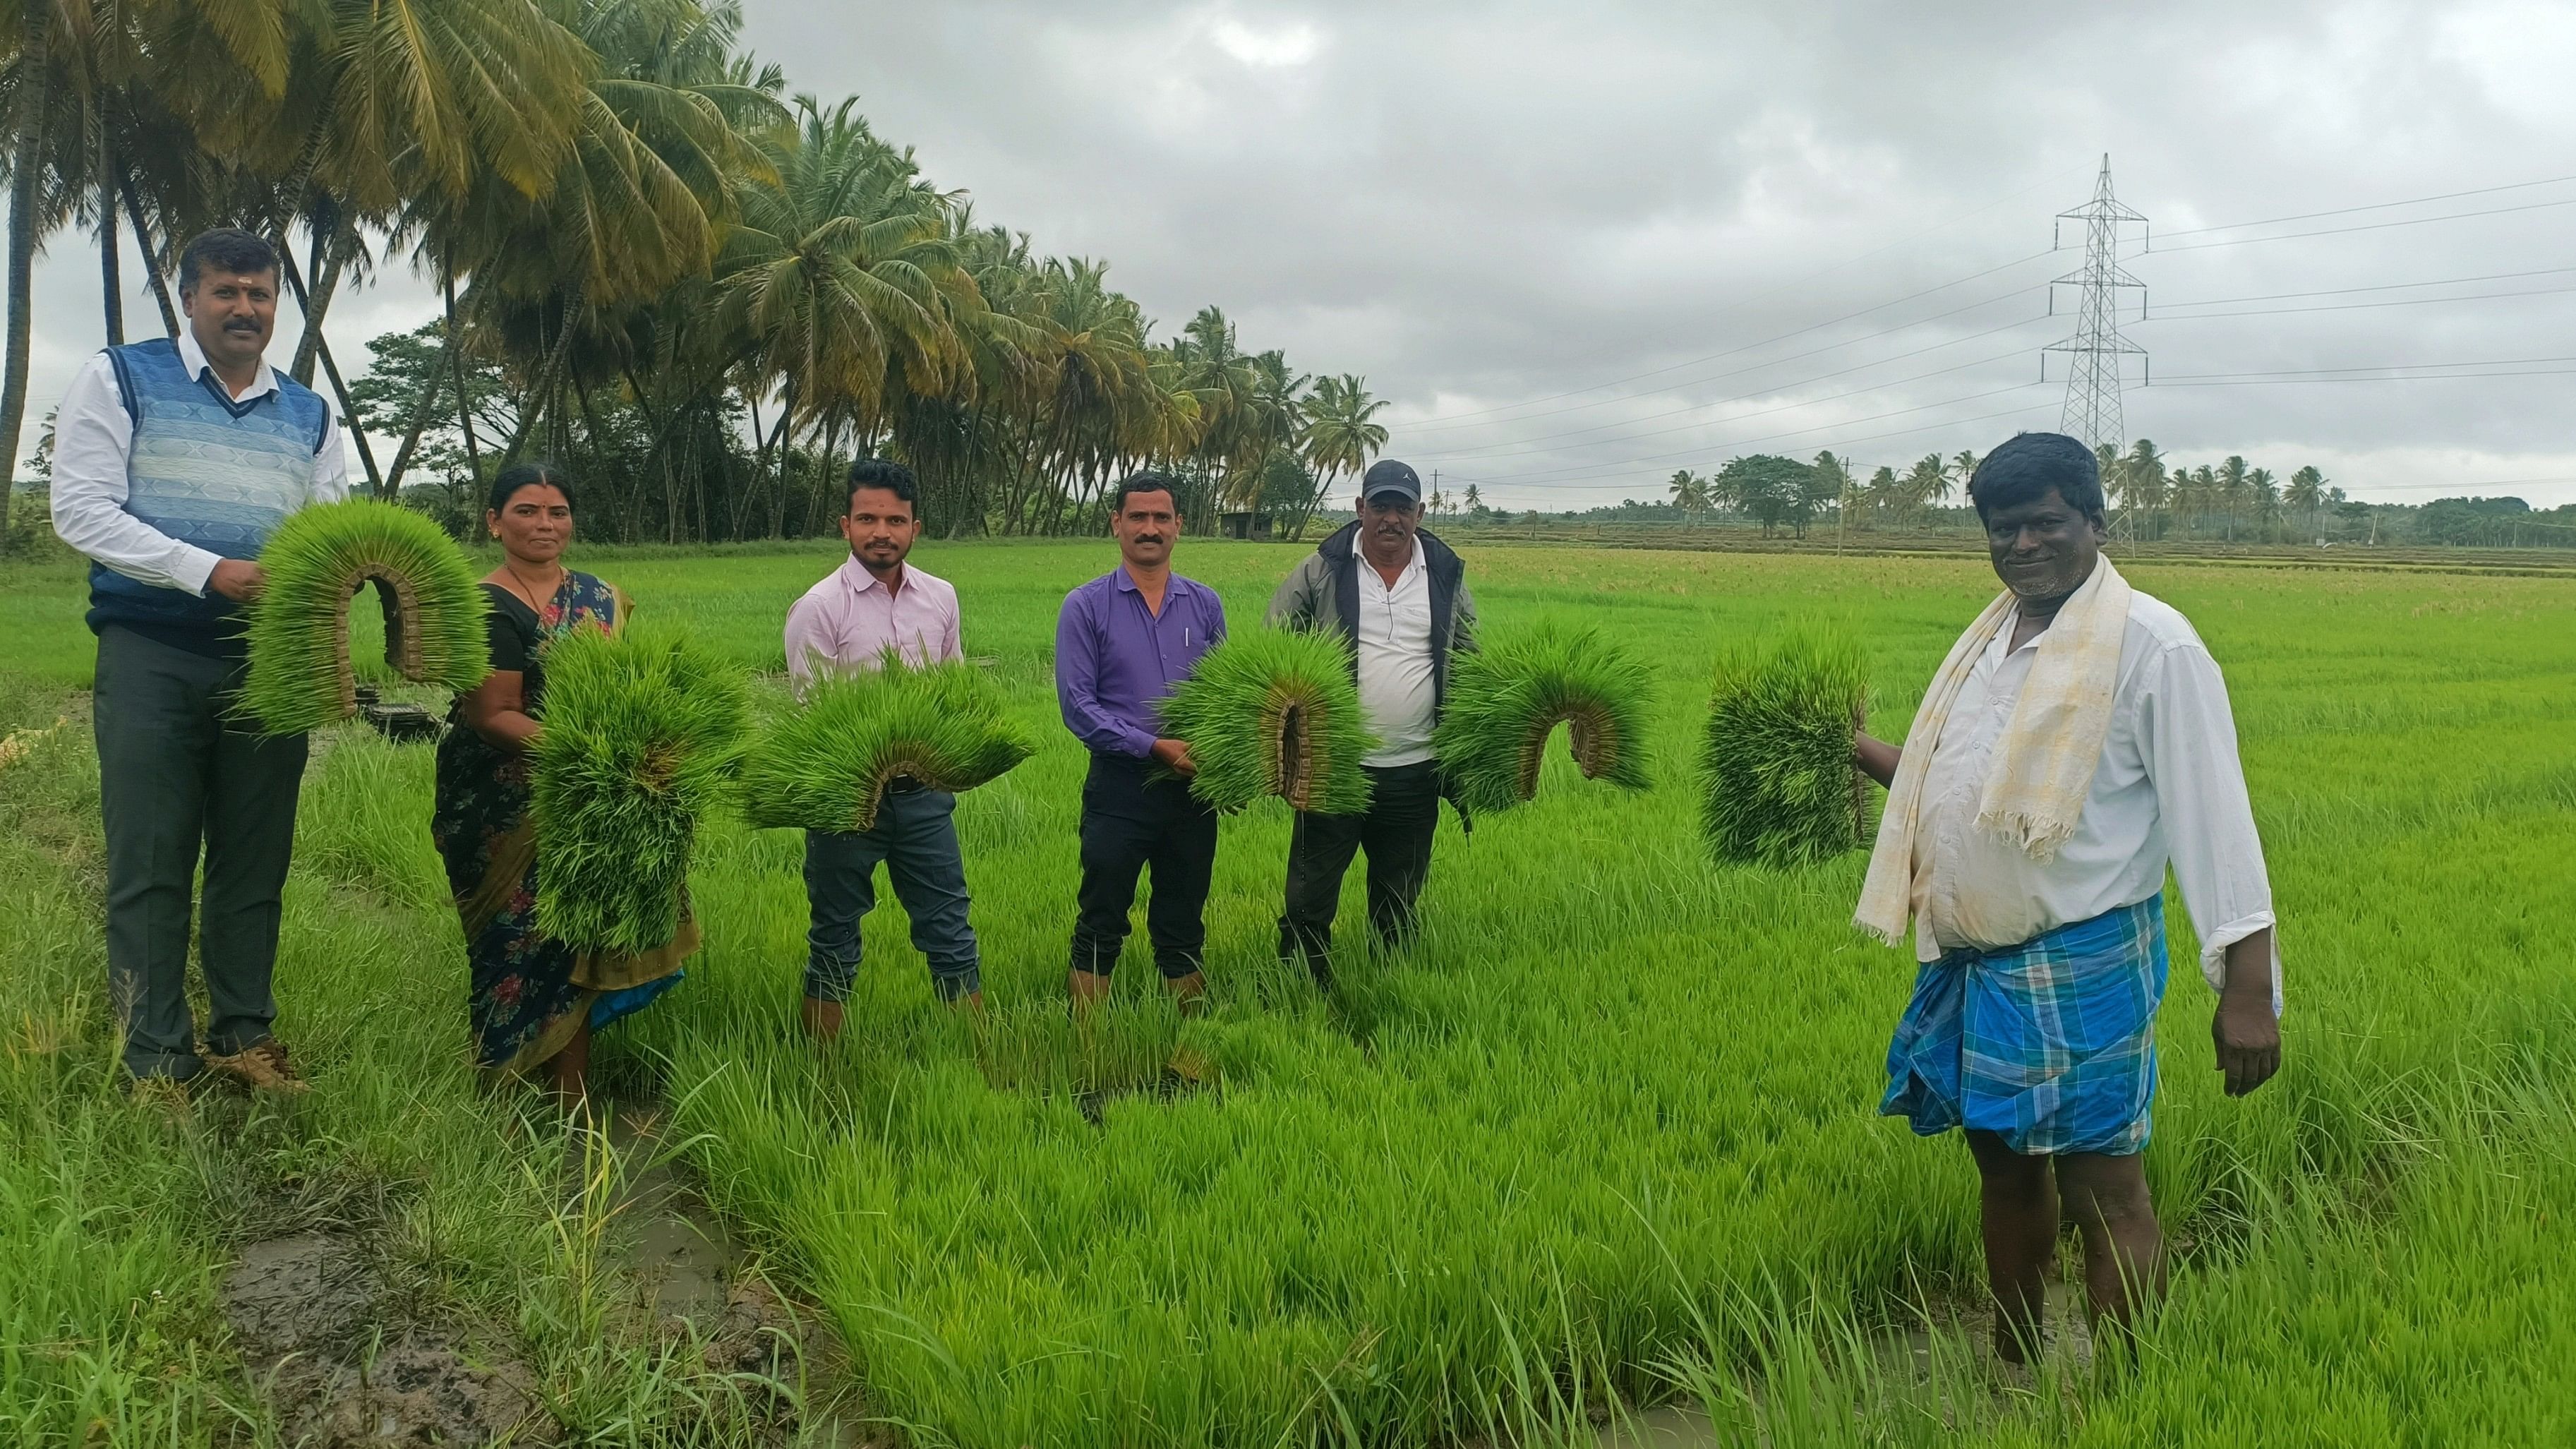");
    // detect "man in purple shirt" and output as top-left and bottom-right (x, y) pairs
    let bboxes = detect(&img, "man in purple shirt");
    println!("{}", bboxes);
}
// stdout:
(1055, 471), (1228, 1011)
(783, 461), (981, 1038)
